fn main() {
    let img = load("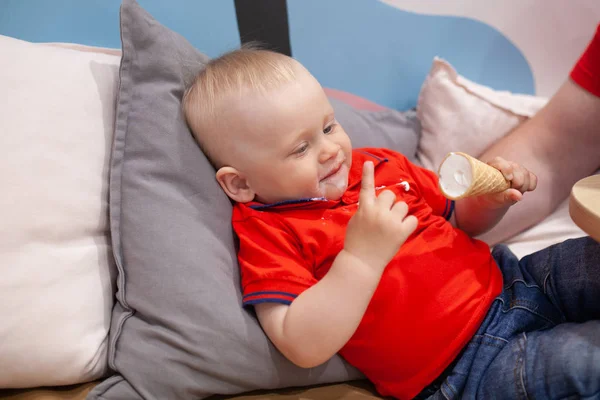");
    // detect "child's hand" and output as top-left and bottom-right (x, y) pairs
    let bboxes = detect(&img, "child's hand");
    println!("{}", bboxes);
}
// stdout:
(480, 157), (538, 208)
(344, 161), (418, 272)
